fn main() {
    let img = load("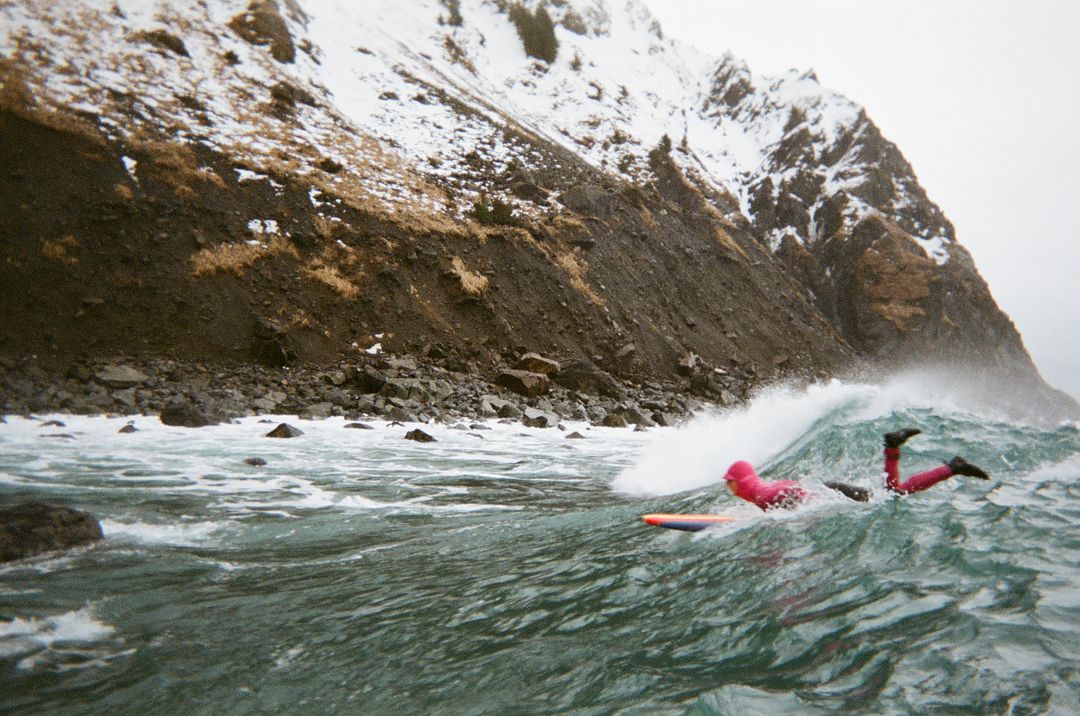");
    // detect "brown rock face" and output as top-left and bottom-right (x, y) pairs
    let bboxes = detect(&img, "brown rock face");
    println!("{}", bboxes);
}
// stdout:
(0, 503), (103, 562)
